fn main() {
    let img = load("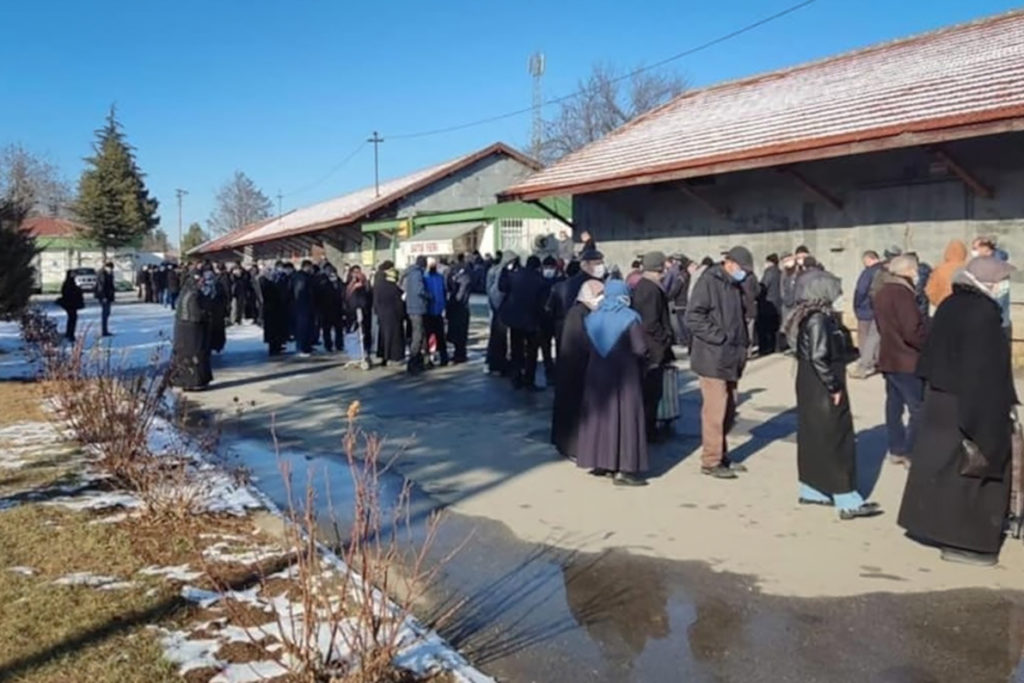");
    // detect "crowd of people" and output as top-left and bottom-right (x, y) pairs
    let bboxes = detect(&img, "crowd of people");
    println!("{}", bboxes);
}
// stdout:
(65, 229), (1017, 567)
